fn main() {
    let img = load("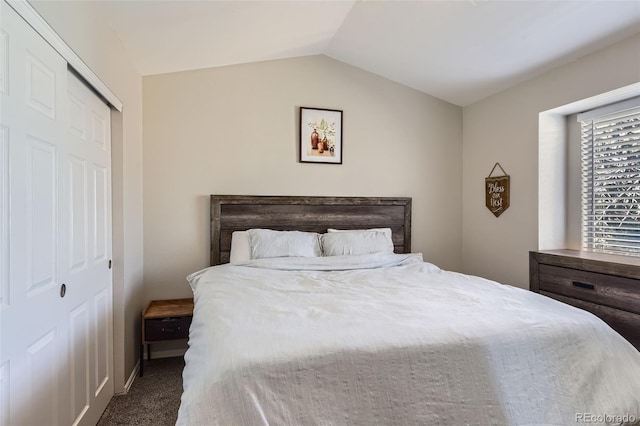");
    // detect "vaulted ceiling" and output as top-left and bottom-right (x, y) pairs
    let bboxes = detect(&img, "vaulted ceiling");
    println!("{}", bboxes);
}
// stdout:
(101, 0), (640, 106)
